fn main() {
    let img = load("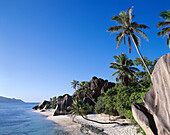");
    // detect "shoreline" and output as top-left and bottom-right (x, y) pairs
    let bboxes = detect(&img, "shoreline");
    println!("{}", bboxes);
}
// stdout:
(33, 110), (142, 135)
